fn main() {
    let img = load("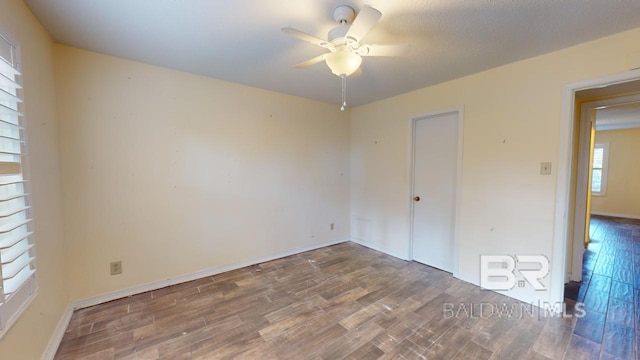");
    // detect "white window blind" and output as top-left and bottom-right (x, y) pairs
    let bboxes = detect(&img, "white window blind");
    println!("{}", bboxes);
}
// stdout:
(591, 143), (609, 196)
(0, 33), (37, 336)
